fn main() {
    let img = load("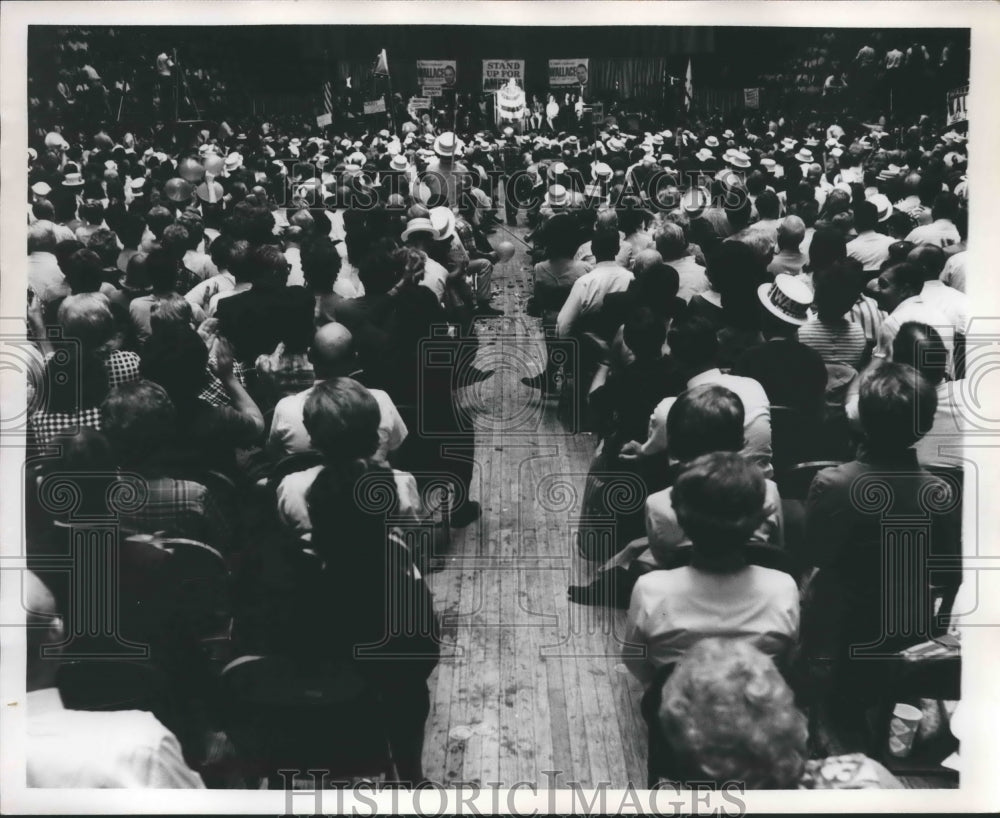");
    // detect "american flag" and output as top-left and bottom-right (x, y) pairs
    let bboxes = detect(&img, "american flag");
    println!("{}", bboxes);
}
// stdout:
(323, 81), (333, 114)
